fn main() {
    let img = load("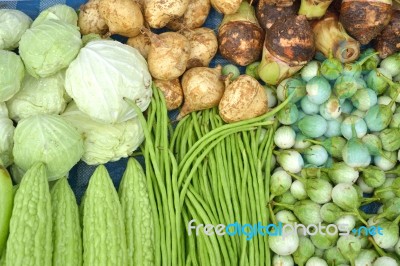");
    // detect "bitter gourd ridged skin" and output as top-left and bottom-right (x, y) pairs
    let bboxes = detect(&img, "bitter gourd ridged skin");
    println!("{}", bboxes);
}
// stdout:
(82, 165), (127, 266)
(0, 166), (13, 253)
(119, 158), (154, 266)
(6, 162), (52, 266)
(0, 246), (6, 266)
(51, 177), (82, 266)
